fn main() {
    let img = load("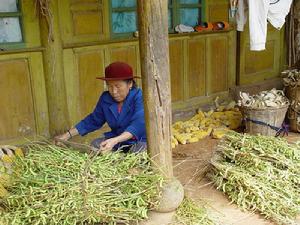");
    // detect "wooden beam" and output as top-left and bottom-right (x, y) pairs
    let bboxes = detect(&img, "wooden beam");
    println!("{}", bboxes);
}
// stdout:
(294, 1), (300, 65)
(137, 0), (173, 178)
(39, 0), (70, 135)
